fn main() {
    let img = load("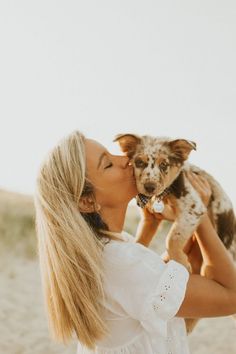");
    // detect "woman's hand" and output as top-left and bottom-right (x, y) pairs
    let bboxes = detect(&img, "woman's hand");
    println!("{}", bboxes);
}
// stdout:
(140, 200), (177, 224)
(183, 233), (203, 274)
(185, 171), (212, 208)
(136, 200), (176, 246)
(162, 233), (203, 273)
